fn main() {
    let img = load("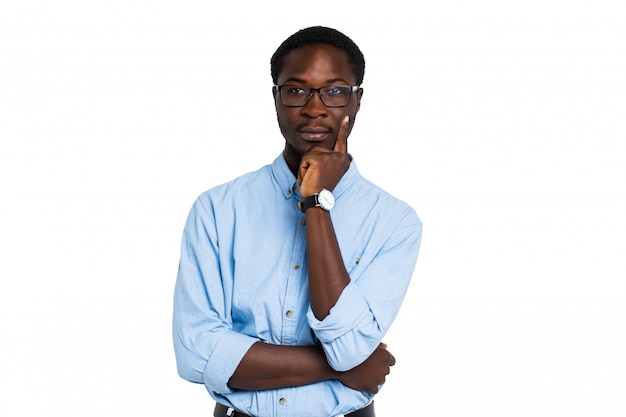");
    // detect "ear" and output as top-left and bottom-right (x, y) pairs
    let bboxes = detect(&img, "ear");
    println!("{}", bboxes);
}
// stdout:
(355, 87), (364, 114)
(272, 86), (280, 110)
